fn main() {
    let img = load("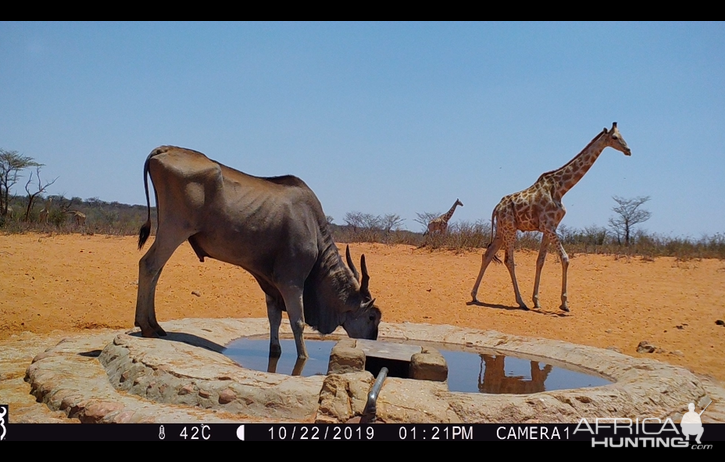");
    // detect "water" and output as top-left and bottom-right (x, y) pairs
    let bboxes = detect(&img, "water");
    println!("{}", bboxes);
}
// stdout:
(224, 338), (335, 377)
(440, 348), (611, 393)
(224, 337), (612, 393)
